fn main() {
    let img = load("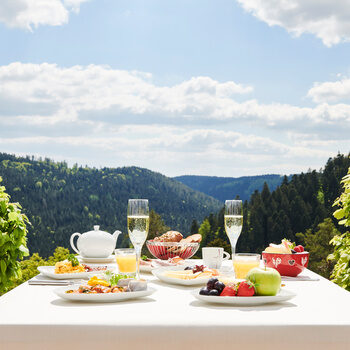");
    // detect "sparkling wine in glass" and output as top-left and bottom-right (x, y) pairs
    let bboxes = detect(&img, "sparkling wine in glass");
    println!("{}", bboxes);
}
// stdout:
(127, 199), (149, 279)
(224, 200), (243, 262)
